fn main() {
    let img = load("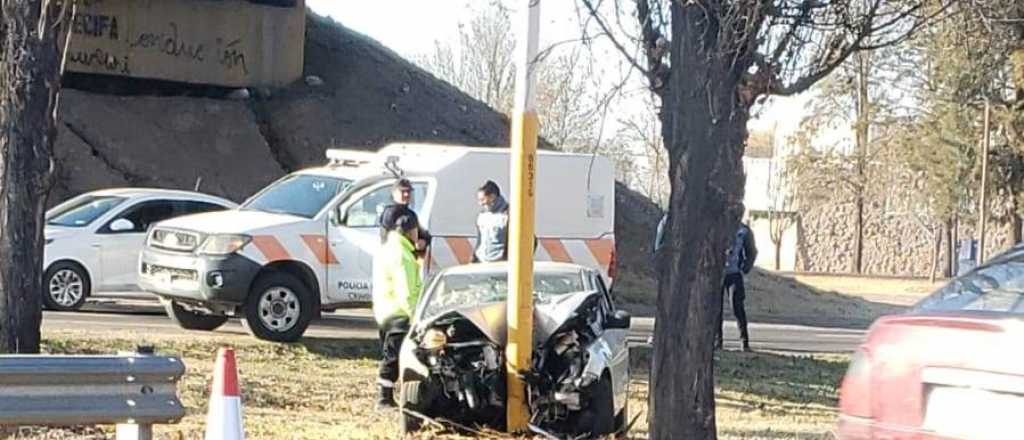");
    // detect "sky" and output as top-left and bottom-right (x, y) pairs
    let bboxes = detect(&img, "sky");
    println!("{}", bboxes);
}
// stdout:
(306, 0), (812, 147)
